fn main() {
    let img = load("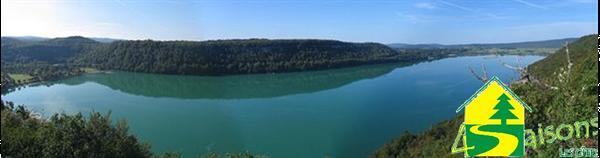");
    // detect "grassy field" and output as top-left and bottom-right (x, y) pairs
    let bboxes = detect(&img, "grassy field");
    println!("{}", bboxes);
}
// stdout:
(80, 67), (100, 73)
(8, 73), (34, 83)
